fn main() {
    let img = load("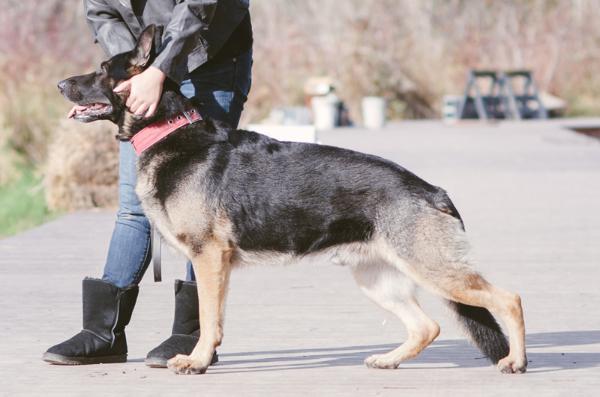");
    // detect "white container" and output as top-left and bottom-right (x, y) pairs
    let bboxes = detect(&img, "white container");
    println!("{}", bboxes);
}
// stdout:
(311, 94), (338, 131)
(442, 95), (461, 123)
(362, 96), (386, 129)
